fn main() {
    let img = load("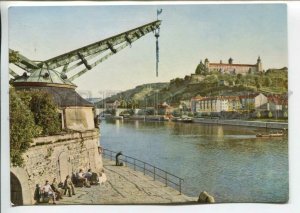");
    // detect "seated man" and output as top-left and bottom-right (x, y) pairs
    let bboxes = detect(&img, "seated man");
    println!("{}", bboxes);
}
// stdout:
(77, 169), (89, 187)
(63, 175), (75, 197)
(51, 178), (63, 200)
(41, 180), (56, 204)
